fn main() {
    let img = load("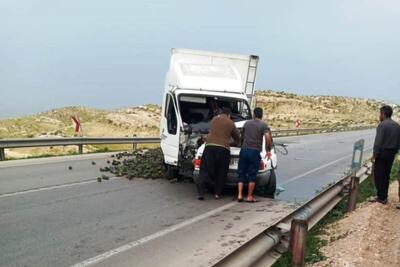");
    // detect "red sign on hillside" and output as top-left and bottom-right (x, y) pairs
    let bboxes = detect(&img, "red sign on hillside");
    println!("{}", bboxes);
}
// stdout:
(71, 116), (82, 133)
